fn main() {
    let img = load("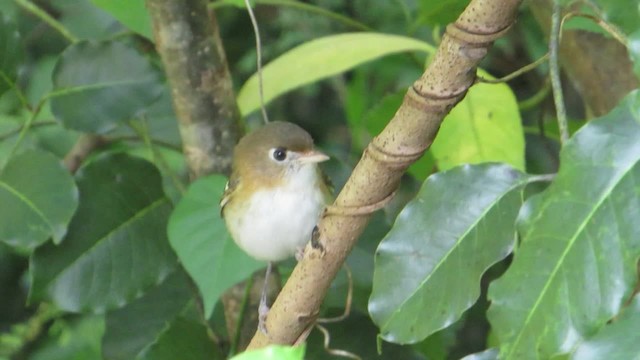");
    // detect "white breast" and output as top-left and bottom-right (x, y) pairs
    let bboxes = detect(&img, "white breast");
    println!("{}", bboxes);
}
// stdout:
(226, 165), (326, 262)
